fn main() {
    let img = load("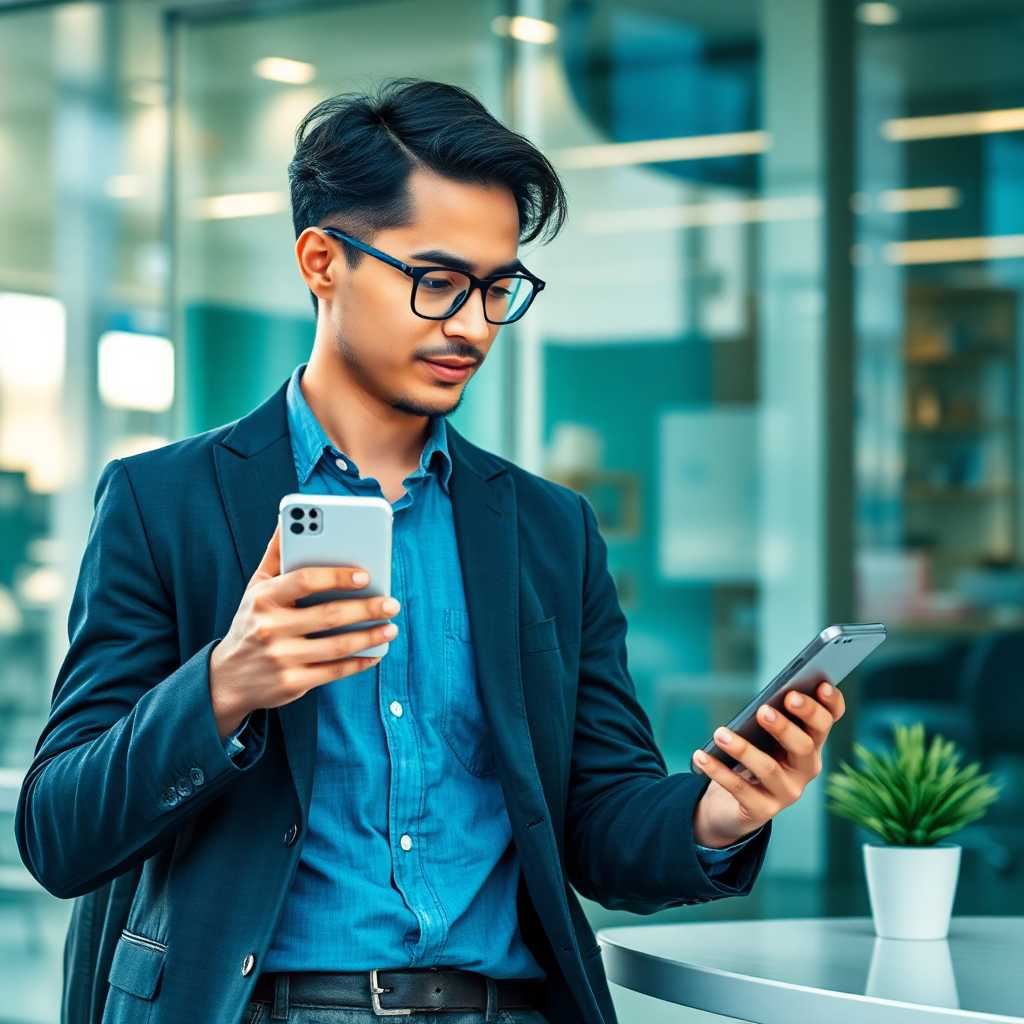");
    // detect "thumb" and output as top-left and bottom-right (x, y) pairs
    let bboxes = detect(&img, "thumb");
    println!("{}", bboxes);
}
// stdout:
(247, 520), (281, 590)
